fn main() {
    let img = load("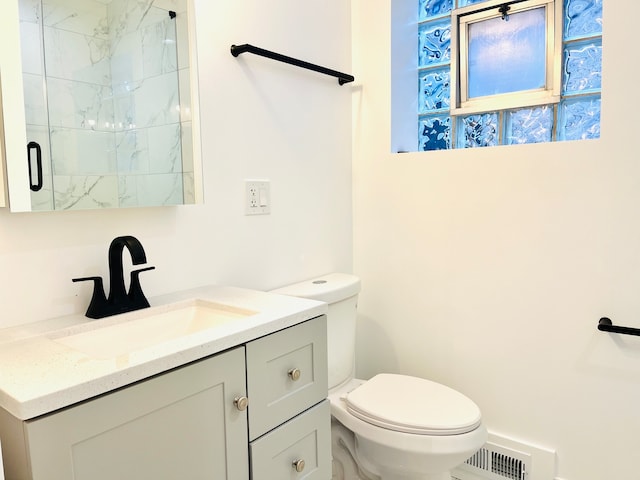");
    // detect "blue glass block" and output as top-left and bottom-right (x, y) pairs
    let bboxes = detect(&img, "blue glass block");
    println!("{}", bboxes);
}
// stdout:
(419, 115), (451, 151)
(564, 0), (603, 40)
(419, 0), (453, 21)
(562, 39), (602, 95)
(457, 113), (499, 148)
(419, 68), (451, 113)
(458, 0), (489, 6)
(557, 96), (601, 141)
(419, 19), (451, 68)
(505, 106), (553, 145)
